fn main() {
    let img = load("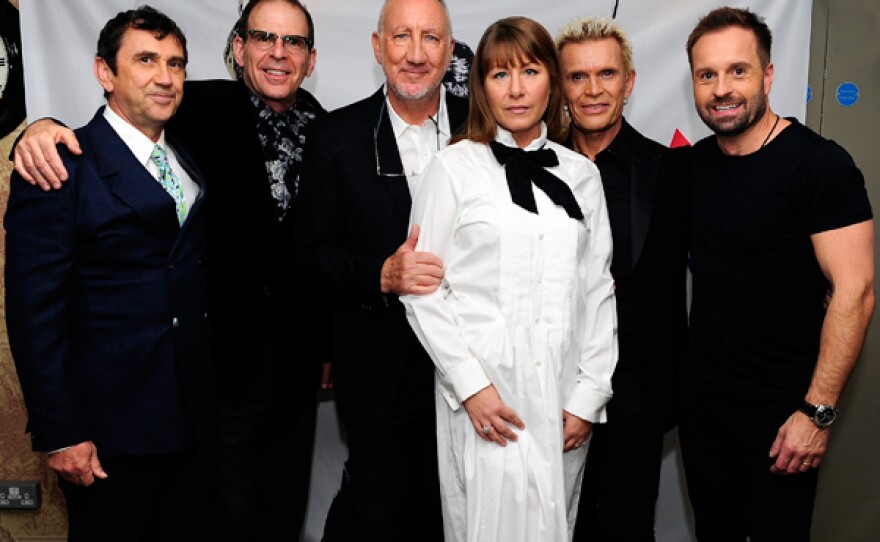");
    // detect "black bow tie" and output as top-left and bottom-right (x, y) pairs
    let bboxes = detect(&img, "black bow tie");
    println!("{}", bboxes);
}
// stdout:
(489, 140), (584, 220)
